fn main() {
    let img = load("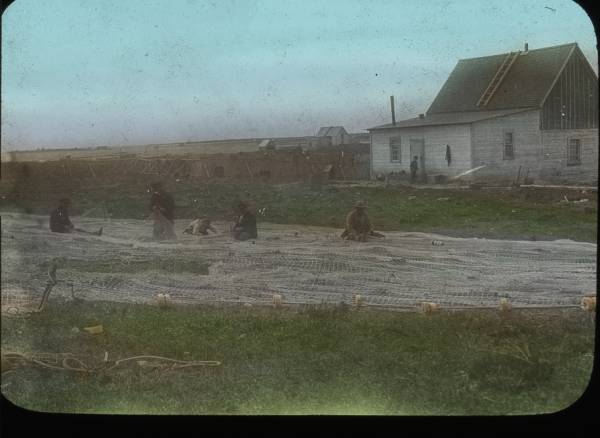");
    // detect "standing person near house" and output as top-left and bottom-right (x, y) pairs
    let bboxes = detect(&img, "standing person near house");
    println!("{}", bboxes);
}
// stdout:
(149, 182), (176, 241)
(410, 156), (419, 184)
(49, 198), (103, 235)
(232, 200), (257, 241)
(340, 200), (385, 242)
